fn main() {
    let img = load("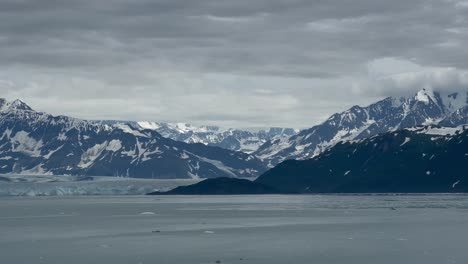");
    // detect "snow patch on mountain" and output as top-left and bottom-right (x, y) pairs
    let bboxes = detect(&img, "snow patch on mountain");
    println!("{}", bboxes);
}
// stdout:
(11, 131), (43, 157)
(400, 137), (411, 146)
(44, 145), (64, 159)
(415, 88), (435, 104)
(115, 123), (149, 138)
(106, 140), (123, 152)
(408, 125), (467, 136)
(79, 142), (108, 168)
